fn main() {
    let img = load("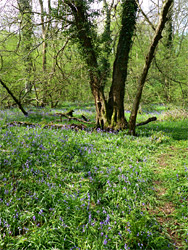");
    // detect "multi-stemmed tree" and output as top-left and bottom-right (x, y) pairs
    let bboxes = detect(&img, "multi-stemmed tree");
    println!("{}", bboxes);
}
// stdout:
(64, 0), (138, 130)
(63, 0), (173, 134)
